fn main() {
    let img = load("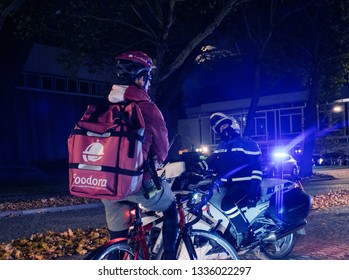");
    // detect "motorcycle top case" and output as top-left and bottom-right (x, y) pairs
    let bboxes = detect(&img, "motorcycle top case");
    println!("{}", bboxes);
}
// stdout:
(266, 187), (312, 224)
(68, 102), (145, 201)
